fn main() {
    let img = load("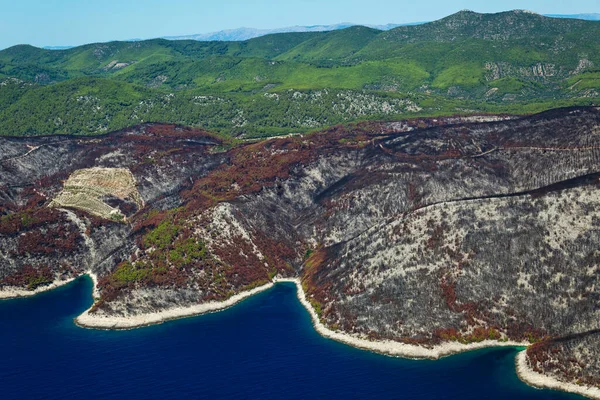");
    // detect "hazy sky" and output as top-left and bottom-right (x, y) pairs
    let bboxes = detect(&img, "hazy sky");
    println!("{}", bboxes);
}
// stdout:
(1, 0), (598, 49)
